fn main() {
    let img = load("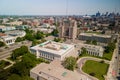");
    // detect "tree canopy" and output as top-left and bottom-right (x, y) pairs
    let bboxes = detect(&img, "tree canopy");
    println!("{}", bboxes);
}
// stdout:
(54, 37), (61, 42)
(7, 74), (34, 80)
(51, 29), (58, 36)
(35, 31), (44, 39)
(105, 42), (116, 53)
(81, 47), (87, 54)
(0, 41), (5, 47)
(15, 37), (25, 42)
(11, 46), (29, 60)
(63, 56), (77, 71)
(86, 40), (97, 45)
